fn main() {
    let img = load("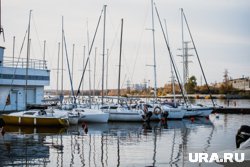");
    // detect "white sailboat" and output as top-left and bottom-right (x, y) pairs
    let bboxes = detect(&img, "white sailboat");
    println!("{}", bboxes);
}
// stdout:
(180, 8), (213, 117)
(147, 1), (186, 120)
(100, 104), (144, 122)
(71, 108), (109, 123)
